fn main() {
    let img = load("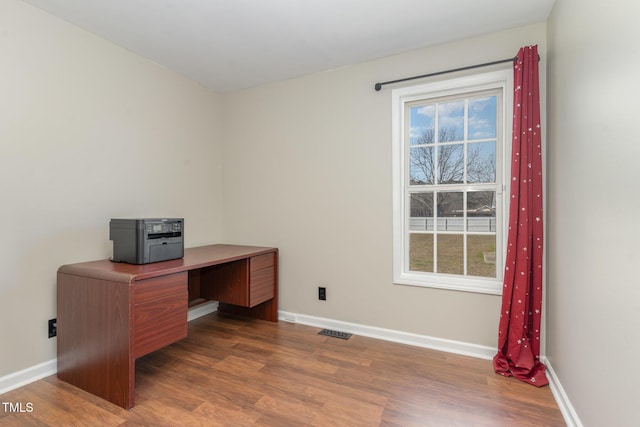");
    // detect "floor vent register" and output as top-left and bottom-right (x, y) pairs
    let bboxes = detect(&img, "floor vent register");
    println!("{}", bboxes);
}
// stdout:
(318, 329), (352, 340)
